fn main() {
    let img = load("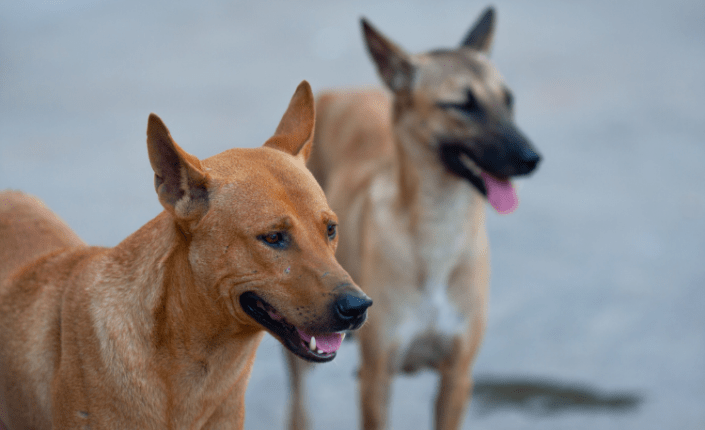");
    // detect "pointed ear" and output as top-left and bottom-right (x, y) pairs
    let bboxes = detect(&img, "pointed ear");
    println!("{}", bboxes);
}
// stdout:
(361, 18), (415, 92)
(263, 80), (315, 162)
(146, 113), (209, 222)
(461, 6), (496, 53)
